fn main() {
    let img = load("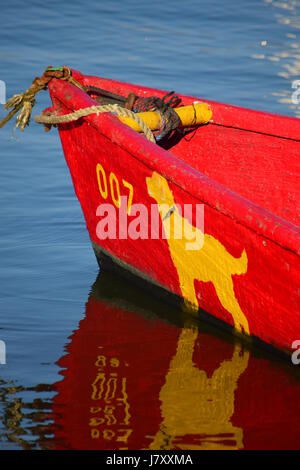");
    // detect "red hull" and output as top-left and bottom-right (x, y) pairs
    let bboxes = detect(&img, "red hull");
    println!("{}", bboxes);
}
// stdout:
(46, 69), (300, 354)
